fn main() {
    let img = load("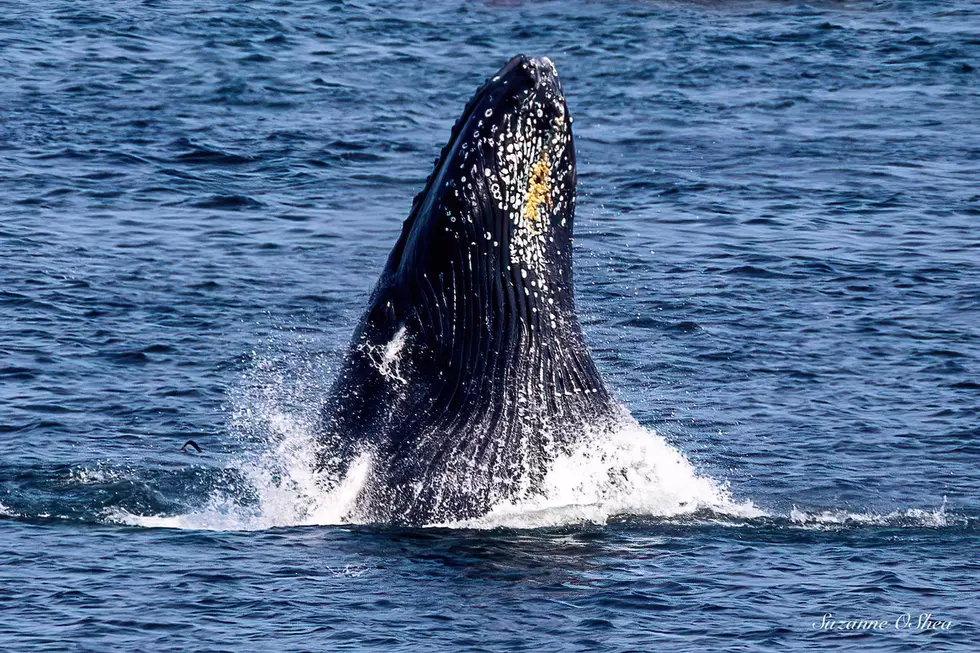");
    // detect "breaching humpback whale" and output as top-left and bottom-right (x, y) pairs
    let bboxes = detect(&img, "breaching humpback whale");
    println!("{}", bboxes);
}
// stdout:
(317, 55), (618, 525)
